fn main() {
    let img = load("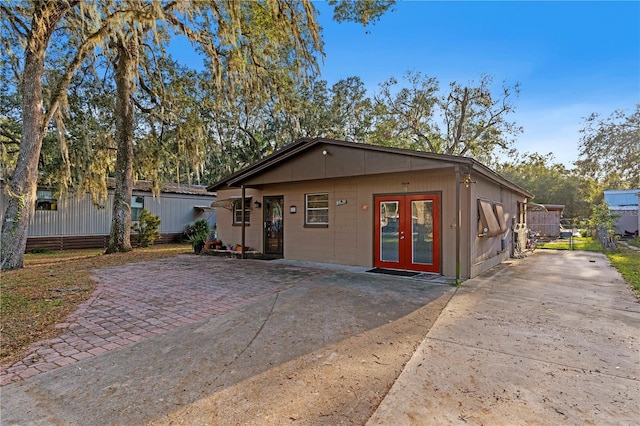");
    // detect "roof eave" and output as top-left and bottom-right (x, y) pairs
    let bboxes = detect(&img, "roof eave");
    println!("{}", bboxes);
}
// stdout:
(208, 138), (534, 198)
